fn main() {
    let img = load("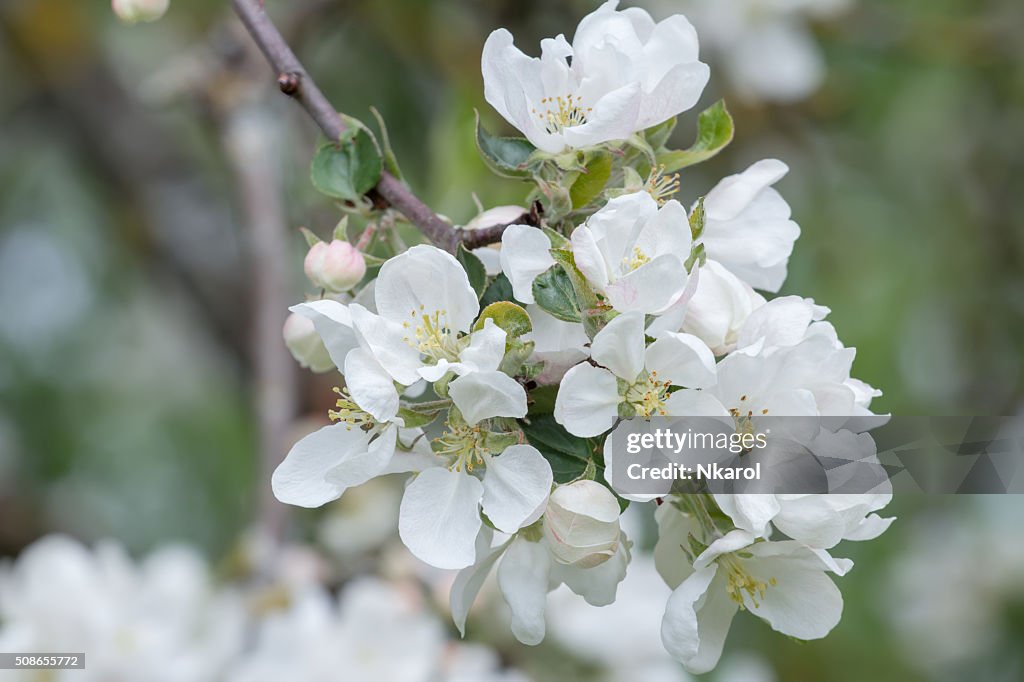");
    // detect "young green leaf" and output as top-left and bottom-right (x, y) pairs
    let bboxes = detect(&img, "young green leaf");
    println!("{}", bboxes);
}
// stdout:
(456, 245), (487, 298)
(475, 111), (536, 178)
(480, 272), (515, 307)
(569, 150), (613, 209)
(532, 265), (582, 323)
(657, 100), (734, 172)
(519, 414), (594, 483)
(310, 123), (383, 202)
(473, 301), (533, 337)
